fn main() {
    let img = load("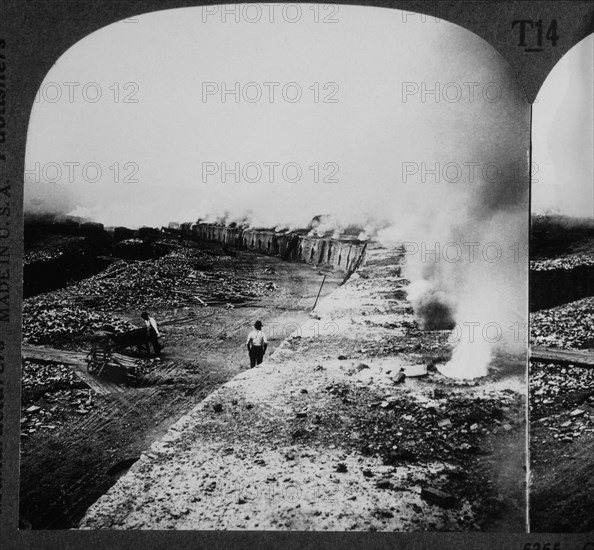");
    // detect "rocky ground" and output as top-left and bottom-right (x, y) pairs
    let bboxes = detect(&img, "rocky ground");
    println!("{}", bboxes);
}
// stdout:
(529, 298), (594, 532)
(79, 245), (526, 532)
(531, 296), (594, 351)
(528, 222), (594, 532)
(20, 237), (342, 529)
